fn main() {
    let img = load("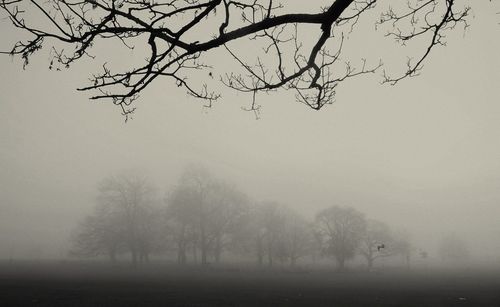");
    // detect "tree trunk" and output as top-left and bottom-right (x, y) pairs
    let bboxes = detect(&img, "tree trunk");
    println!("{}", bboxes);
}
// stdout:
(177, 240), (187, 265)
(201, 244), (208, 265)
(177, 225), (187, 265)
(192, 244), (198, 264)
(267, 239), (274, 267)
(257, 237), (263, 266)
(214, 236), (222, 264)
(200, 218), (208, 266)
